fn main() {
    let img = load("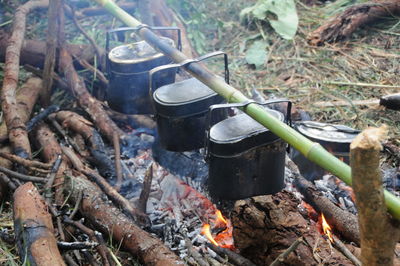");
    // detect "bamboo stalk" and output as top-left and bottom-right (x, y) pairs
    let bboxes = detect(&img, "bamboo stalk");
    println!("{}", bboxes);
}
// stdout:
(91, 0), (400, 220)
